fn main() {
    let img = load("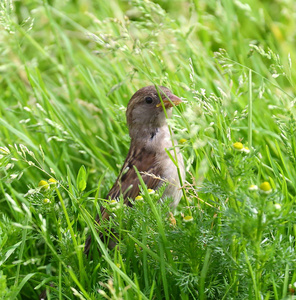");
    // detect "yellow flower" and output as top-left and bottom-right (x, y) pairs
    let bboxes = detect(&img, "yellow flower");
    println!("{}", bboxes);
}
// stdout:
(147, 189), (155, 194)
(183, 215), (194, 222)
(109, 199), (118, 206)
(259, 182), (272, 194)
(38, 180), (49, 191)
(248, 184), (258, 191)
(48, 178), (57, 187)
(43, 198), (51, 204)
(243, 147), (250, 154)
(233, 142), (244, 151)
(135, 195), (143, 201)
(179, 138), (187, 144)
